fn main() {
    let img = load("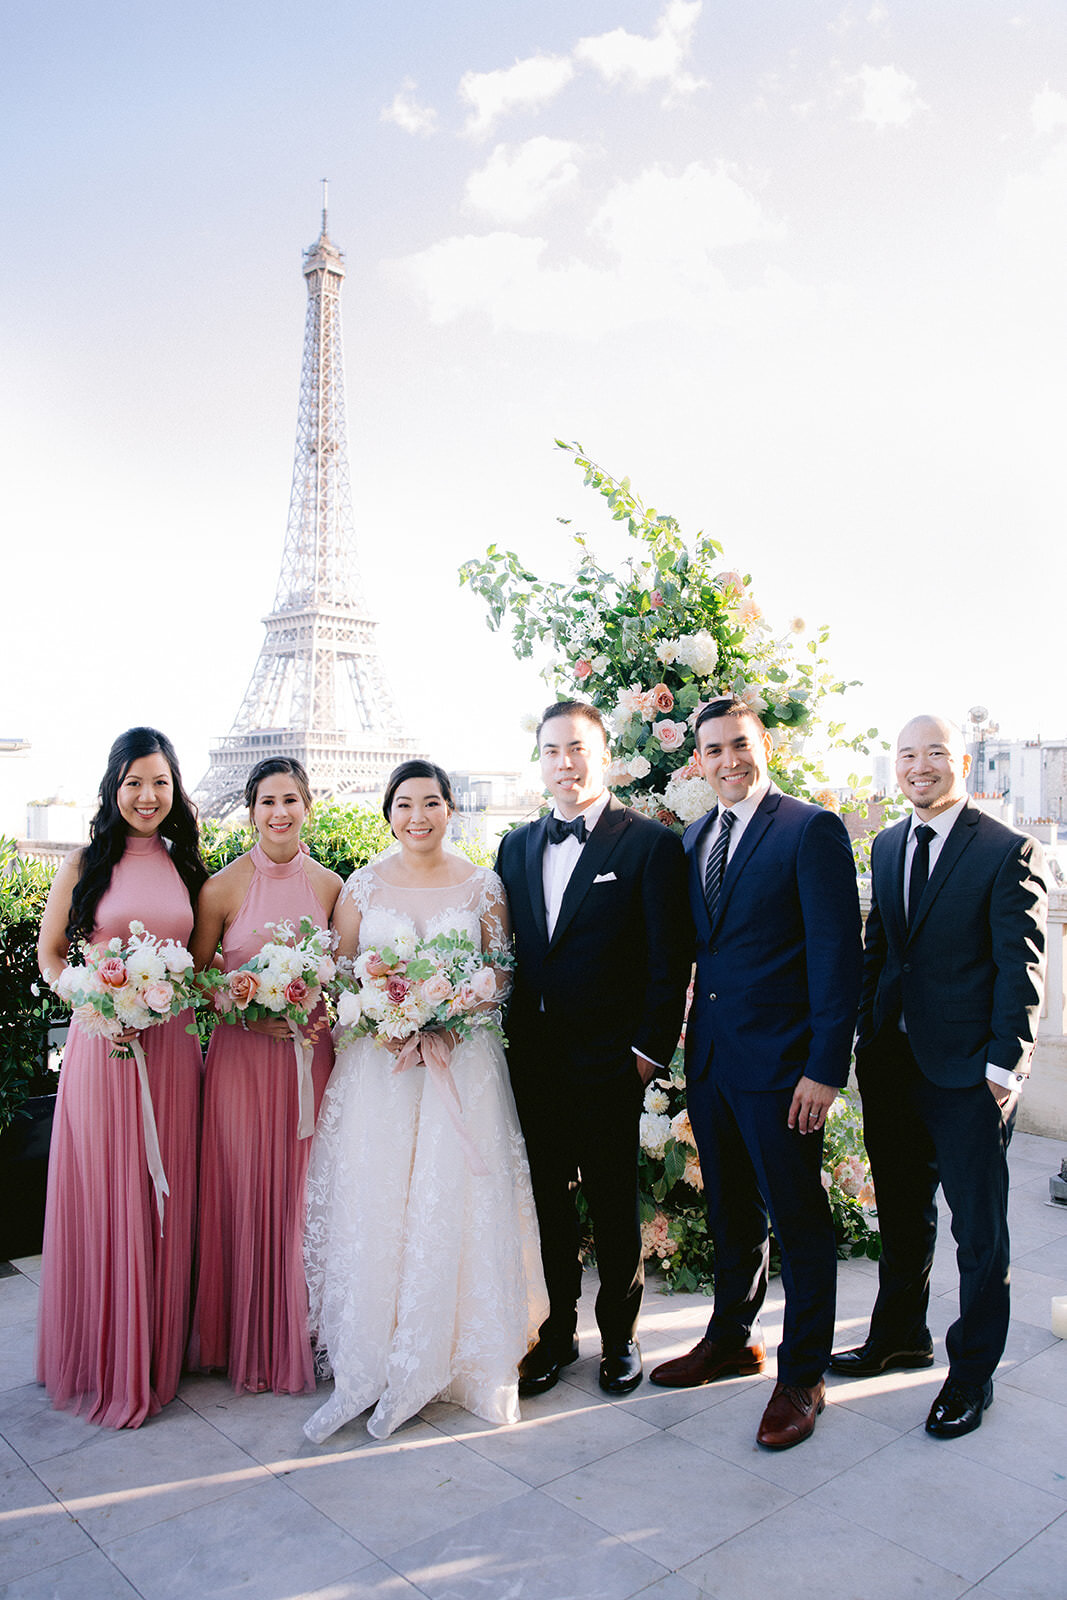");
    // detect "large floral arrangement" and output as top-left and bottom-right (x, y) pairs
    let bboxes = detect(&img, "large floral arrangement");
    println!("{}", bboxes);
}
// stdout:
(206, 916), (335, 1031)
(462, 443), (880, 1282)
